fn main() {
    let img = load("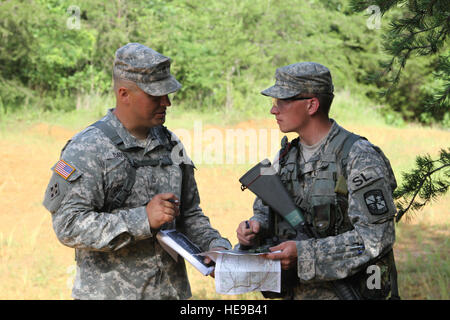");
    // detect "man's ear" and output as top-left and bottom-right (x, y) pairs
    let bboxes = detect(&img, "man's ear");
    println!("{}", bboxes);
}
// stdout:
(117, 87), (130, 104)
(307, 97), (320, 116)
